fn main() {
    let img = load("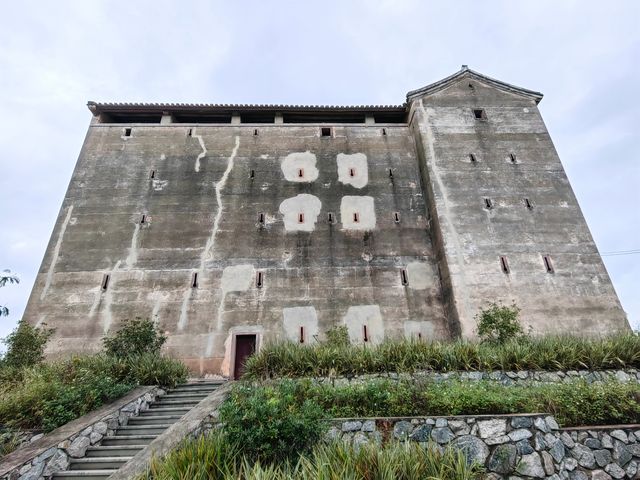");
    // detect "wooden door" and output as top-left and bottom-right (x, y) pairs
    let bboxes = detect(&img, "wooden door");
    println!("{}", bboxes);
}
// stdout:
(233, 334), (257, 379)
